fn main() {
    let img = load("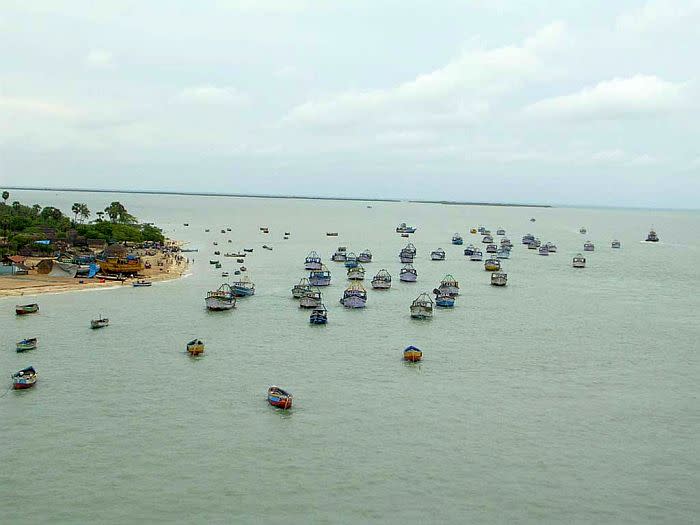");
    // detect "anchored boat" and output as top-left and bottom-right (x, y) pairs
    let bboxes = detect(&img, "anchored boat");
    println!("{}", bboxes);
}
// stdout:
(431, 248), (446, 261)
(186, 339), (205, 356)
(484, 258), (501, 271)
(206, 284), (236, 310)
(310, 304), (328, 324)
(340, 282), (367, 308)
(434, 292), (455, 308)
(399, 248), (414, 264)
(371, 269), (392, 289)
(347, 264), (365, 280)
(464, 244), (475, 256)
(452, 233), (463, 245)
(410, 293), (434, 319)
(496, 228), (506, 236)
(90, 316), (109, 329)
(304, 251), (322, 270)
(358, 249), (373, 263)
(396, 223), (417, 234)
(344, 252), (358, 268)
(438, 274), (459, 296)
(232, 276), (255, 297)
(291, 278), (312, 299)
(331, 246), (347, 262)
(299, 288), (322, 308)
(267, 386), (293, 409)
(612, 239), (621, 249)
(400, 264), (418, 282)
(15, 304), (39, 315)
(309, 265), (331, 286)
(646, 228), (659, 242)
(133, 279), (152, 287)
(403, 346), (422, 362)
(16, 338), (37, 352)
(538, 245), (549, 256)
(491, 272), (507, 286)
(583, 241), (595, 252)
(573, 254), (586, 268)
(12, 366), (37, 390)
(470, 250), (483, 262)
(486, 243), (498, 253)
(497, 247), (510, 259)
